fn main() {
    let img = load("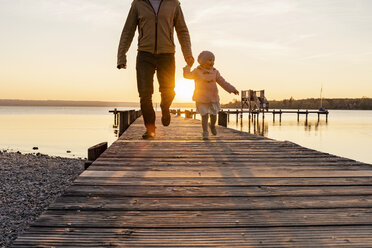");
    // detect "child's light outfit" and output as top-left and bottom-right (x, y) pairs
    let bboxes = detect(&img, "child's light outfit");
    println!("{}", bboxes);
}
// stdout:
(196, 102), (220, 116)
(183, 65), (237, 115)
